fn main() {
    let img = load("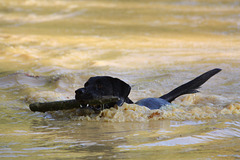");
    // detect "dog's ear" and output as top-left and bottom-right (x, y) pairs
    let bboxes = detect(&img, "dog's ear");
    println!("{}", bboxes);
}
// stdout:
(108, 77), (132, 106)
